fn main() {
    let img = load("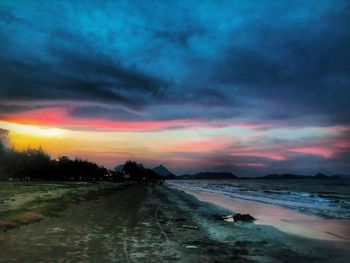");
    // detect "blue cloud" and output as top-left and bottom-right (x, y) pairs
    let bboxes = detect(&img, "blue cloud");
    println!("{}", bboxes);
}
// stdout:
(0, 0), (349, 126)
